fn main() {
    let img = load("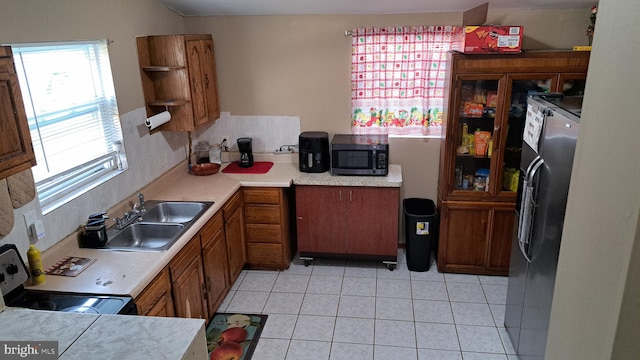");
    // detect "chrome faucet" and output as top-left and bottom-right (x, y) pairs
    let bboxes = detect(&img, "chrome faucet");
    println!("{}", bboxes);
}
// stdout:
(114, 192), (146, 230)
